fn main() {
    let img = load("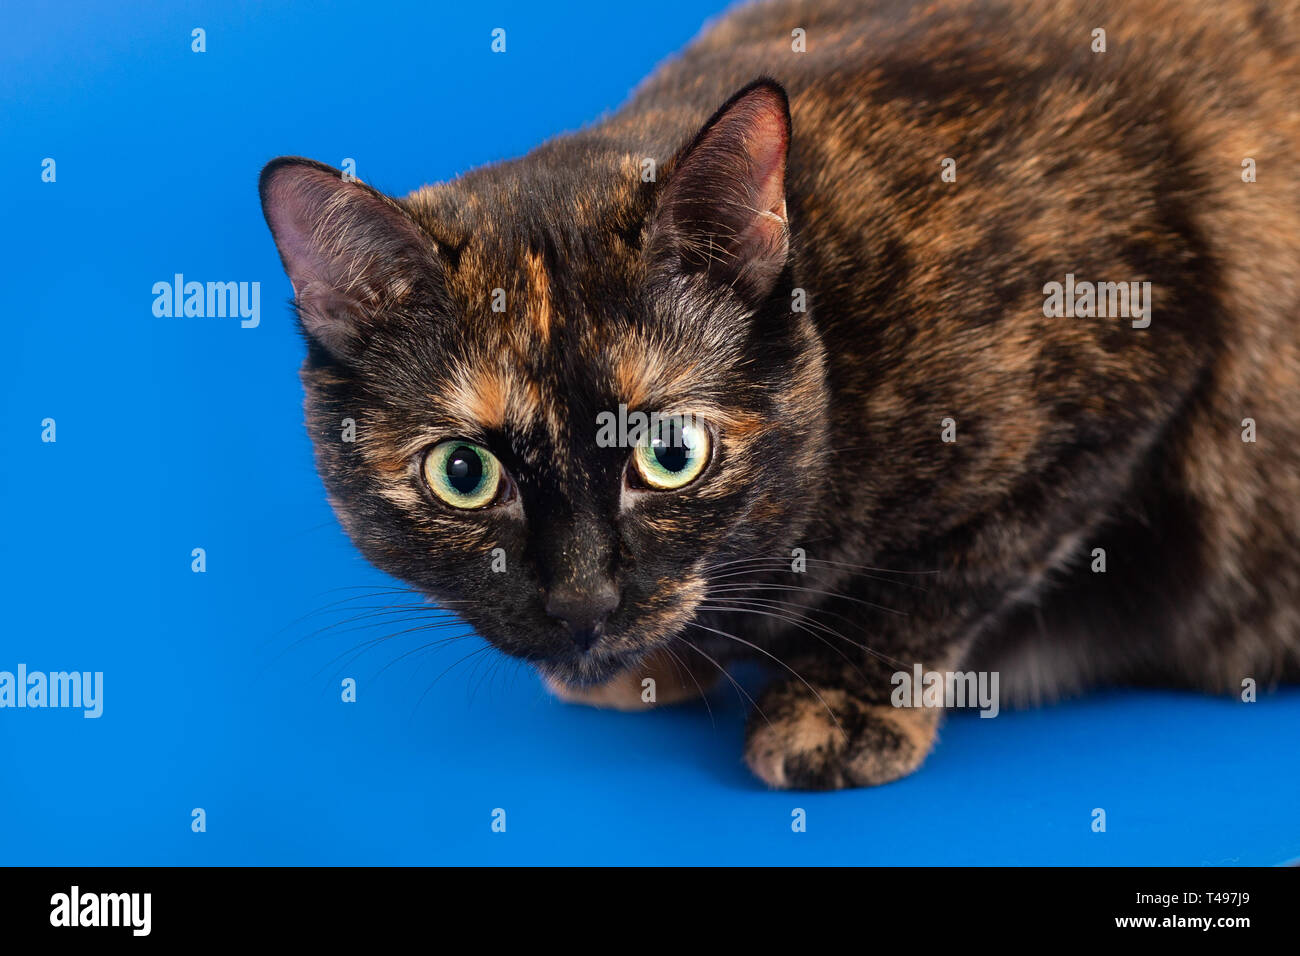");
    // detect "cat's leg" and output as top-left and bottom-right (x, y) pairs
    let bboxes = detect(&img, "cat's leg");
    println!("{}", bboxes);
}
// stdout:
(743, 660), (942, 790)
(544, 647), (718, 711)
